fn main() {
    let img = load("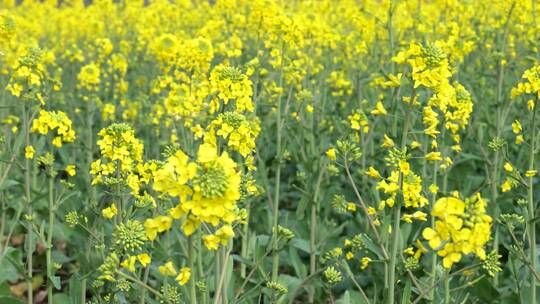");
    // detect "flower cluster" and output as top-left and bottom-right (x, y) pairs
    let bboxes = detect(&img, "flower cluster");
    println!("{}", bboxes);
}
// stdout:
(153, 143), (242, 249)
(422, 195), (492, 268)
(91, 123), (144, 178)
(31, 110), (76, 147)
(208, 112), (260, 157)
(209, 65), (254, 113)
